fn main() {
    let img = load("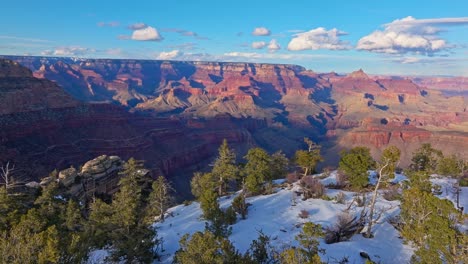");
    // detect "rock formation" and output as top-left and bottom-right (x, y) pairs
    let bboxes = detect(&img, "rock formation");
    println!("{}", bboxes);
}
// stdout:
(1, 56), (467, 185)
